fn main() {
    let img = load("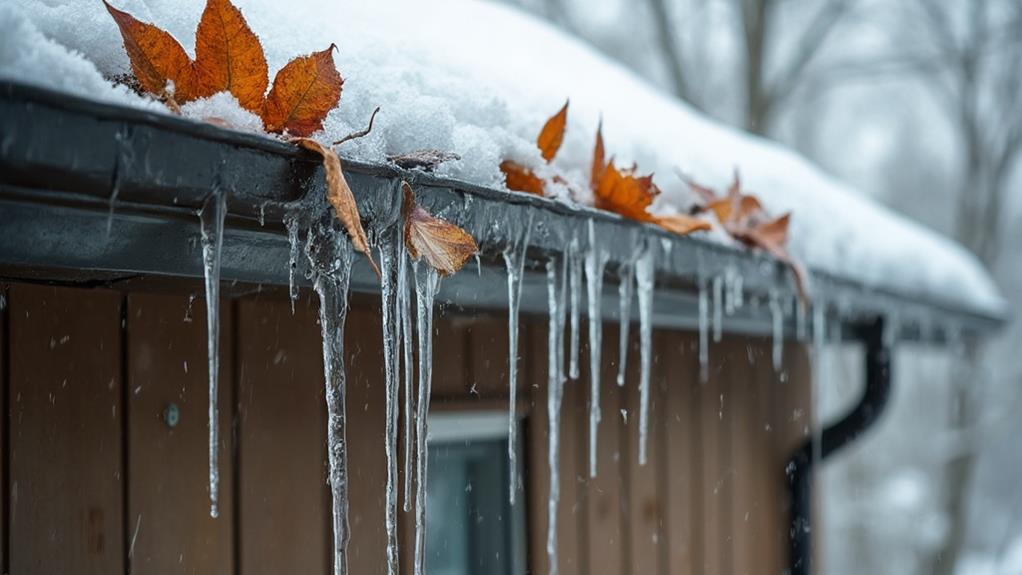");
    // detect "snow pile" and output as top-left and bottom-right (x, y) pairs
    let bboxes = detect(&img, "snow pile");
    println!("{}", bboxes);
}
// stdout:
(1, 0), (1005, 315)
